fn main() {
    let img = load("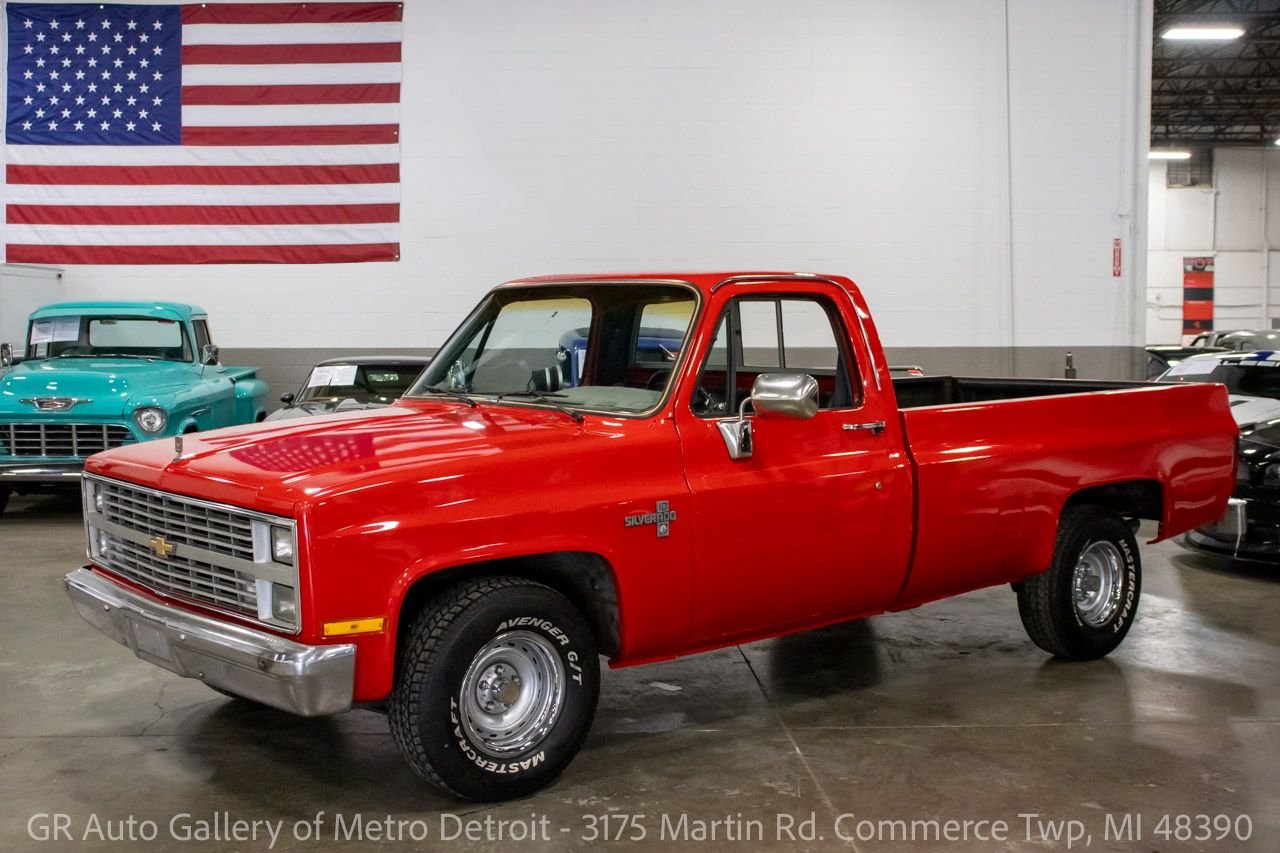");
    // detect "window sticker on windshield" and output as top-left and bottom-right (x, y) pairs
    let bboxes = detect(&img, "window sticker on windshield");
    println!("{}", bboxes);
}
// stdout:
(1167, 358), (1219, 376)
(51, 316), (80, 342)
(29, 319), (54, 344)
(307, 364), (359, 387)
